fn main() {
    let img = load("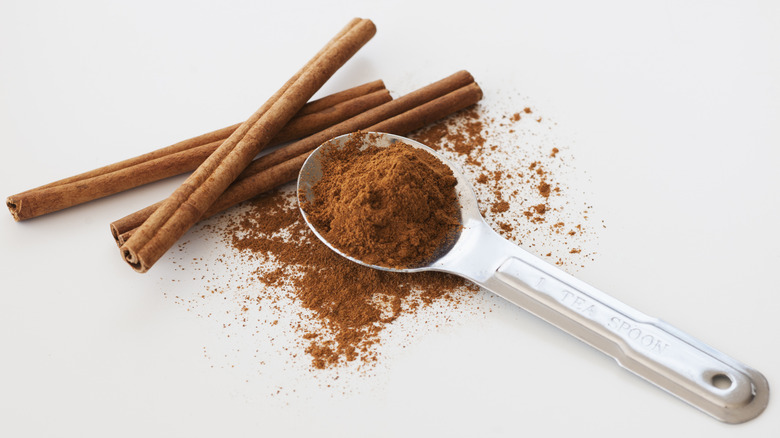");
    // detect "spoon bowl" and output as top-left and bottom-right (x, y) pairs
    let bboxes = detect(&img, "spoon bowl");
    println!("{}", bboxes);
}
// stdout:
(297, 131), (768, 423)
(297, 132), (482, 274)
